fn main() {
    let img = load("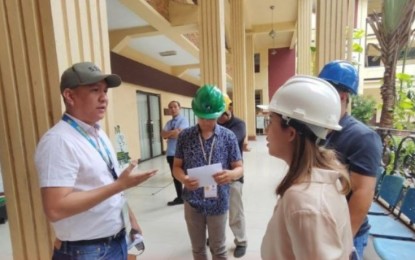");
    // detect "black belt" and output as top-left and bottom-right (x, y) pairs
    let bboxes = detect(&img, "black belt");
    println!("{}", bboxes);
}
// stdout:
(62, 228), (126, 246)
